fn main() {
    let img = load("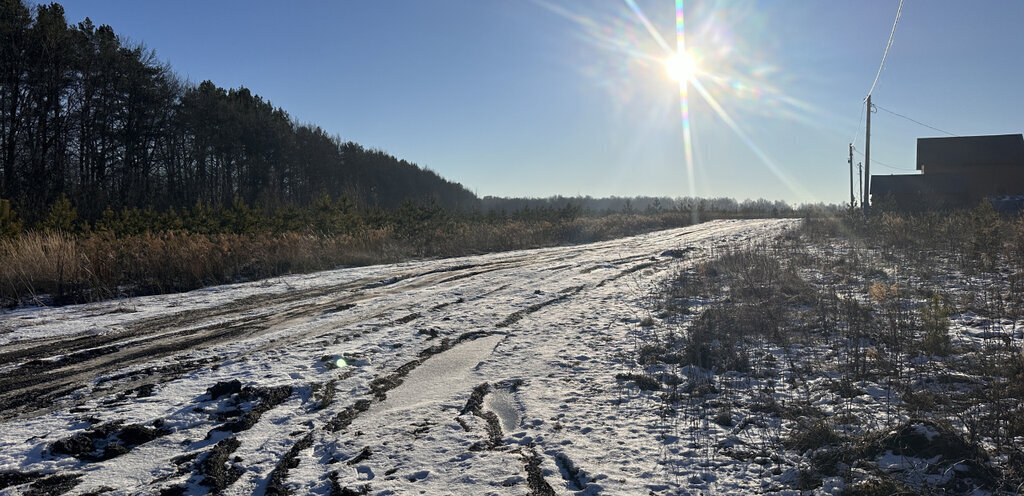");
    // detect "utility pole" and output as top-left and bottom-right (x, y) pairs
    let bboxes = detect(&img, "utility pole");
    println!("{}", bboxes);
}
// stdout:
(849, 143), (855, 209)
(863, 94), (872, 216)
(858, 162), (863, 207)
